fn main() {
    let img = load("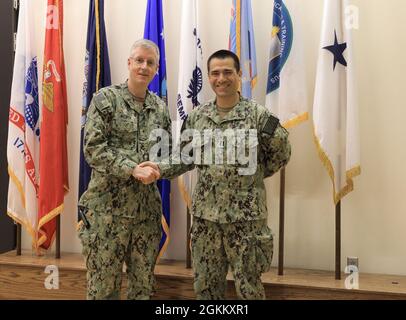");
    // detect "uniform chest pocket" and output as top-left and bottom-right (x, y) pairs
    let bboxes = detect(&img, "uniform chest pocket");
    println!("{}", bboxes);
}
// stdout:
(111, 111), (138, 133)
(110, 115), (138, 148)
